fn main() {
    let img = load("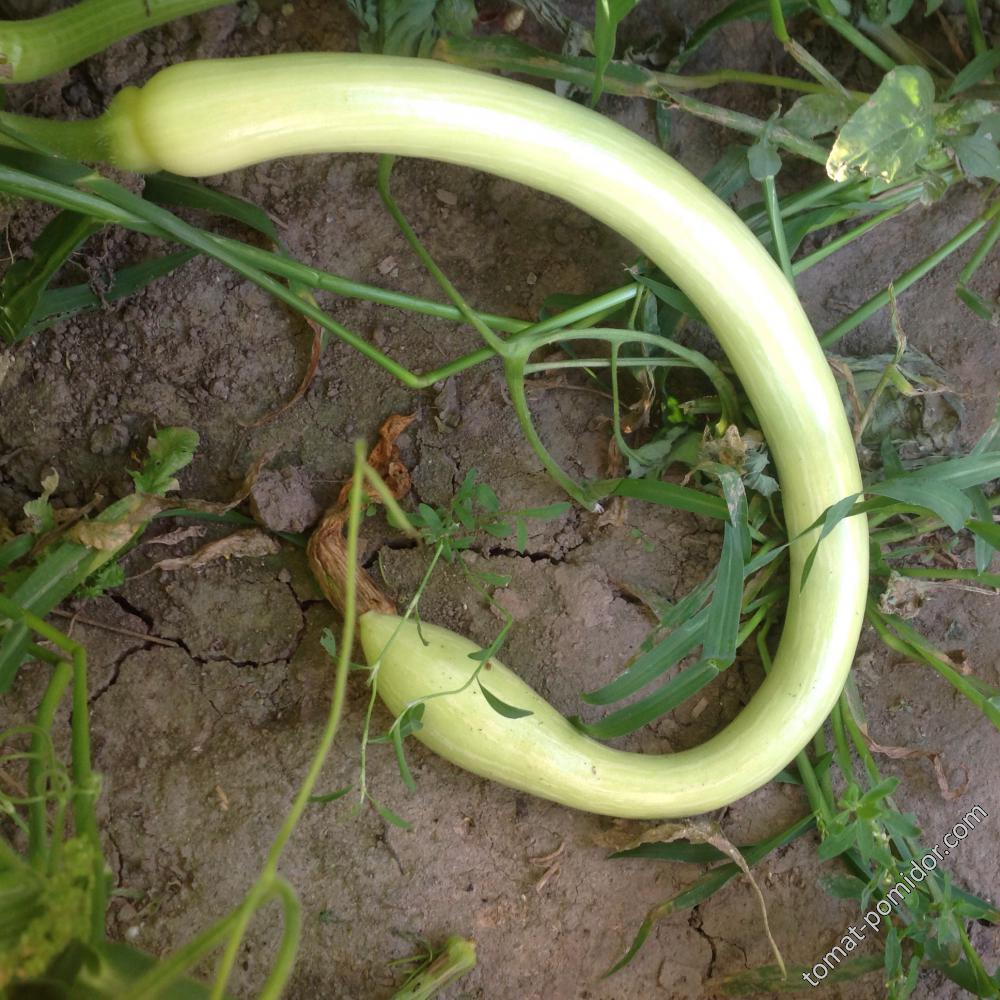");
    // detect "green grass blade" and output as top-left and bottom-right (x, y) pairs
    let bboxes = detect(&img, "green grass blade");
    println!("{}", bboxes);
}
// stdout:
(712, 956), (882, 994)
(143, 173), (281, 244)
(869, 479), (971, 532)
(606, 813), (815, 975)
(29, 250), (196, 334)
(572, 659), (721, 739)
(589, 478), (728, 519)
(0, 210), (102, 343)
(592, 1), (640, 105)
(582, 606), (710, 705)
(674, 0), (809, 68)
(703, 522), (745, 664)
(944, 47), (1000, 97)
